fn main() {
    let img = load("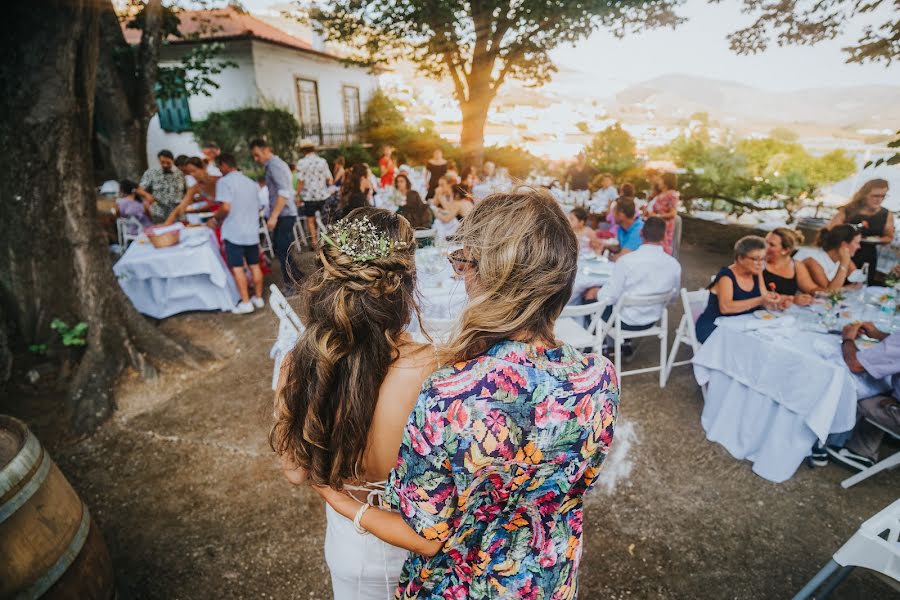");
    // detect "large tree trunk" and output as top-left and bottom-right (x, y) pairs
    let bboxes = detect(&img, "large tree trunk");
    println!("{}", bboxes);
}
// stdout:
(460, 98), (490, 170)
(95, 0), (147, 180)
(0, 0), (207, 432)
